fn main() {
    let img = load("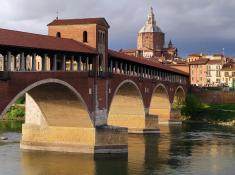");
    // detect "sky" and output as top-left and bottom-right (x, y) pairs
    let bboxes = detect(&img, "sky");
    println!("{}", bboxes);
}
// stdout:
(0, 0), (235, 58)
